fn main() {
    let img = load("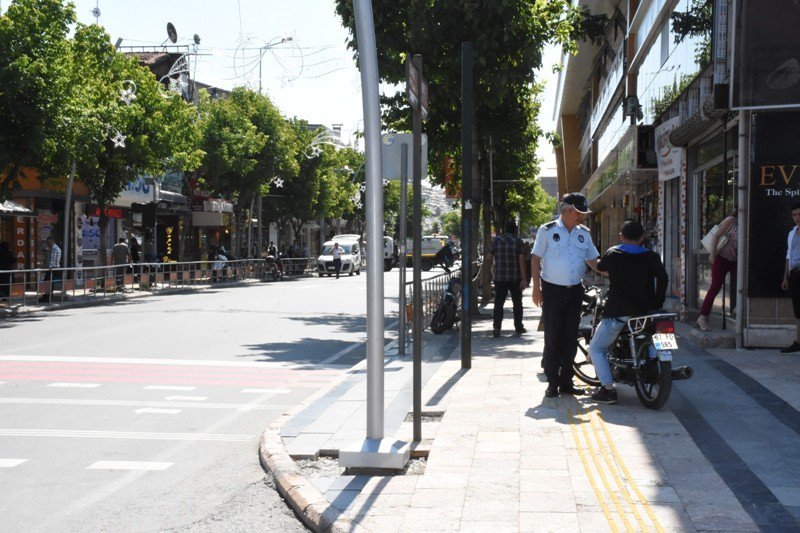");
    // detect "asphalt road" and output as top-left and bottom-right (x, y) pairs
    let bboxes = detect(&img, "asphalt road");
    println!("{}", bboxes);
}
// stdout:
(0, 264), (447, 531)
